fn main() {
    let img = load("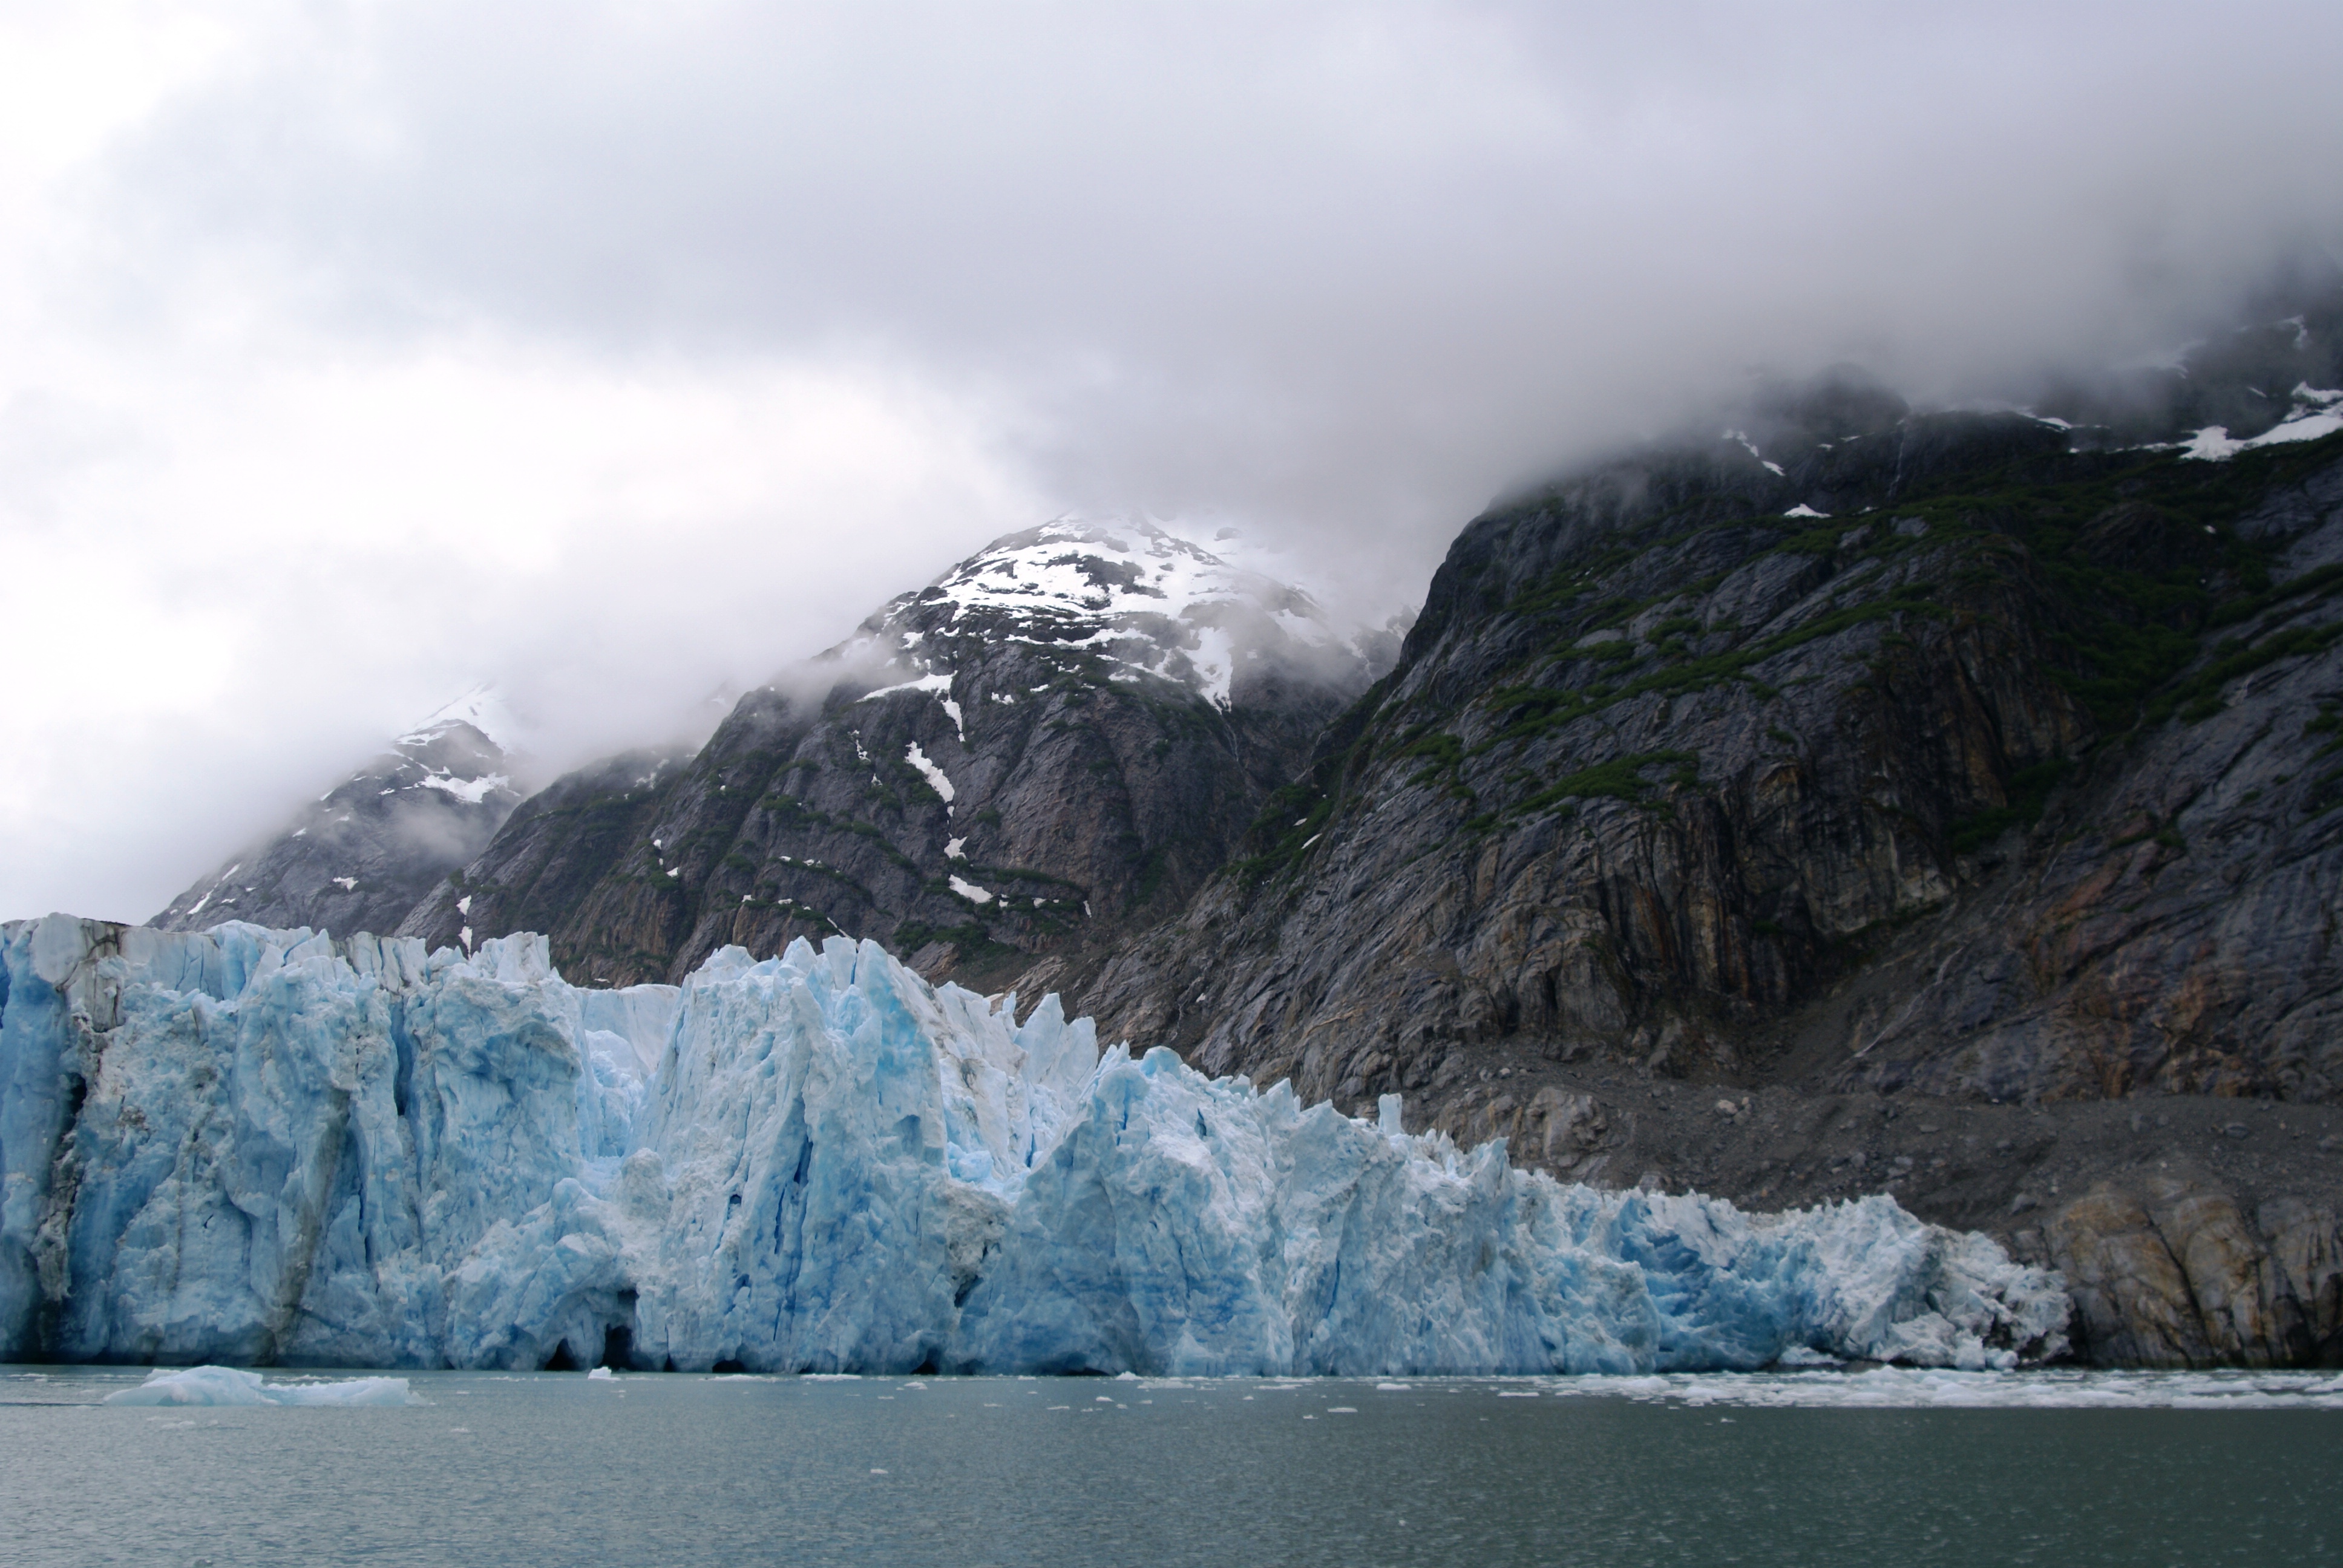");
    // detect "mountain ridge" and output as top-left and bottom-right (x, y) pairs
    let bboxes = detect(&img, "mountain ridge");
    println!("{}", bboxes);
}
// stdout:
(1077, 385), (2343, 1365)
(393, 518), (1389, 991)
(103, 302), (2343, 1368)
